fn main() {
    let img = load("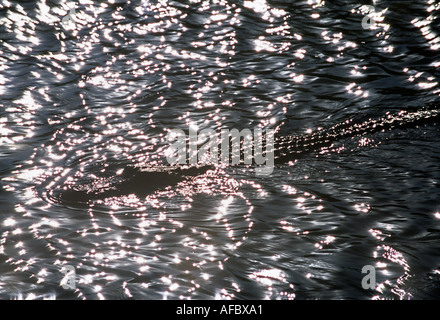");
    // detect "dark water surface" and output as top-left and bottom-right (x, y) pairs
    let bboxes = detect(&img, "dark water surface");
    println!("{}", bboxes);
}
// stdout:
(1, 0), (440, 300)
